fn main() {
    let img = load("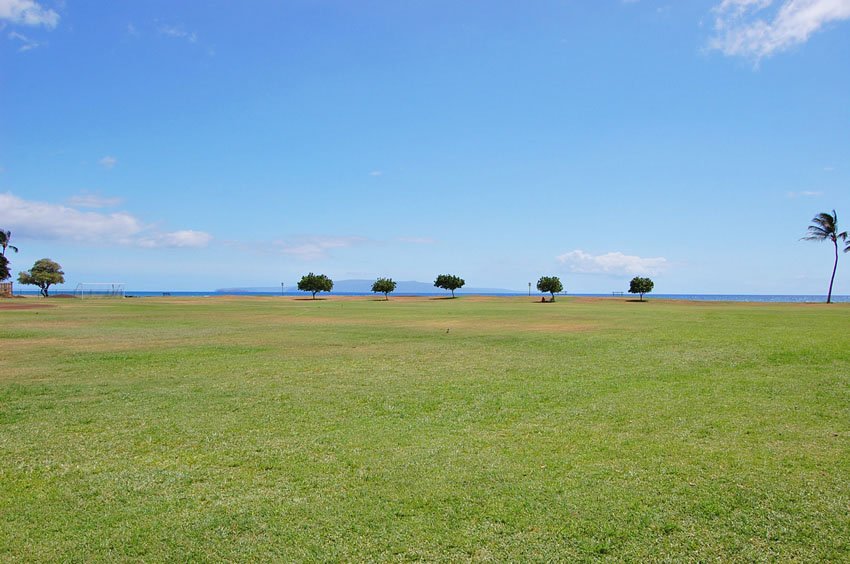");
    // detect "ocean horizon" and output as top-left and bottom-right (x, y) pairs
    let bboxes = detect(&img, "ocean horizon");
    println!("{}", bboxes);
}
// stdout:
(12, 290), (850, 303)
